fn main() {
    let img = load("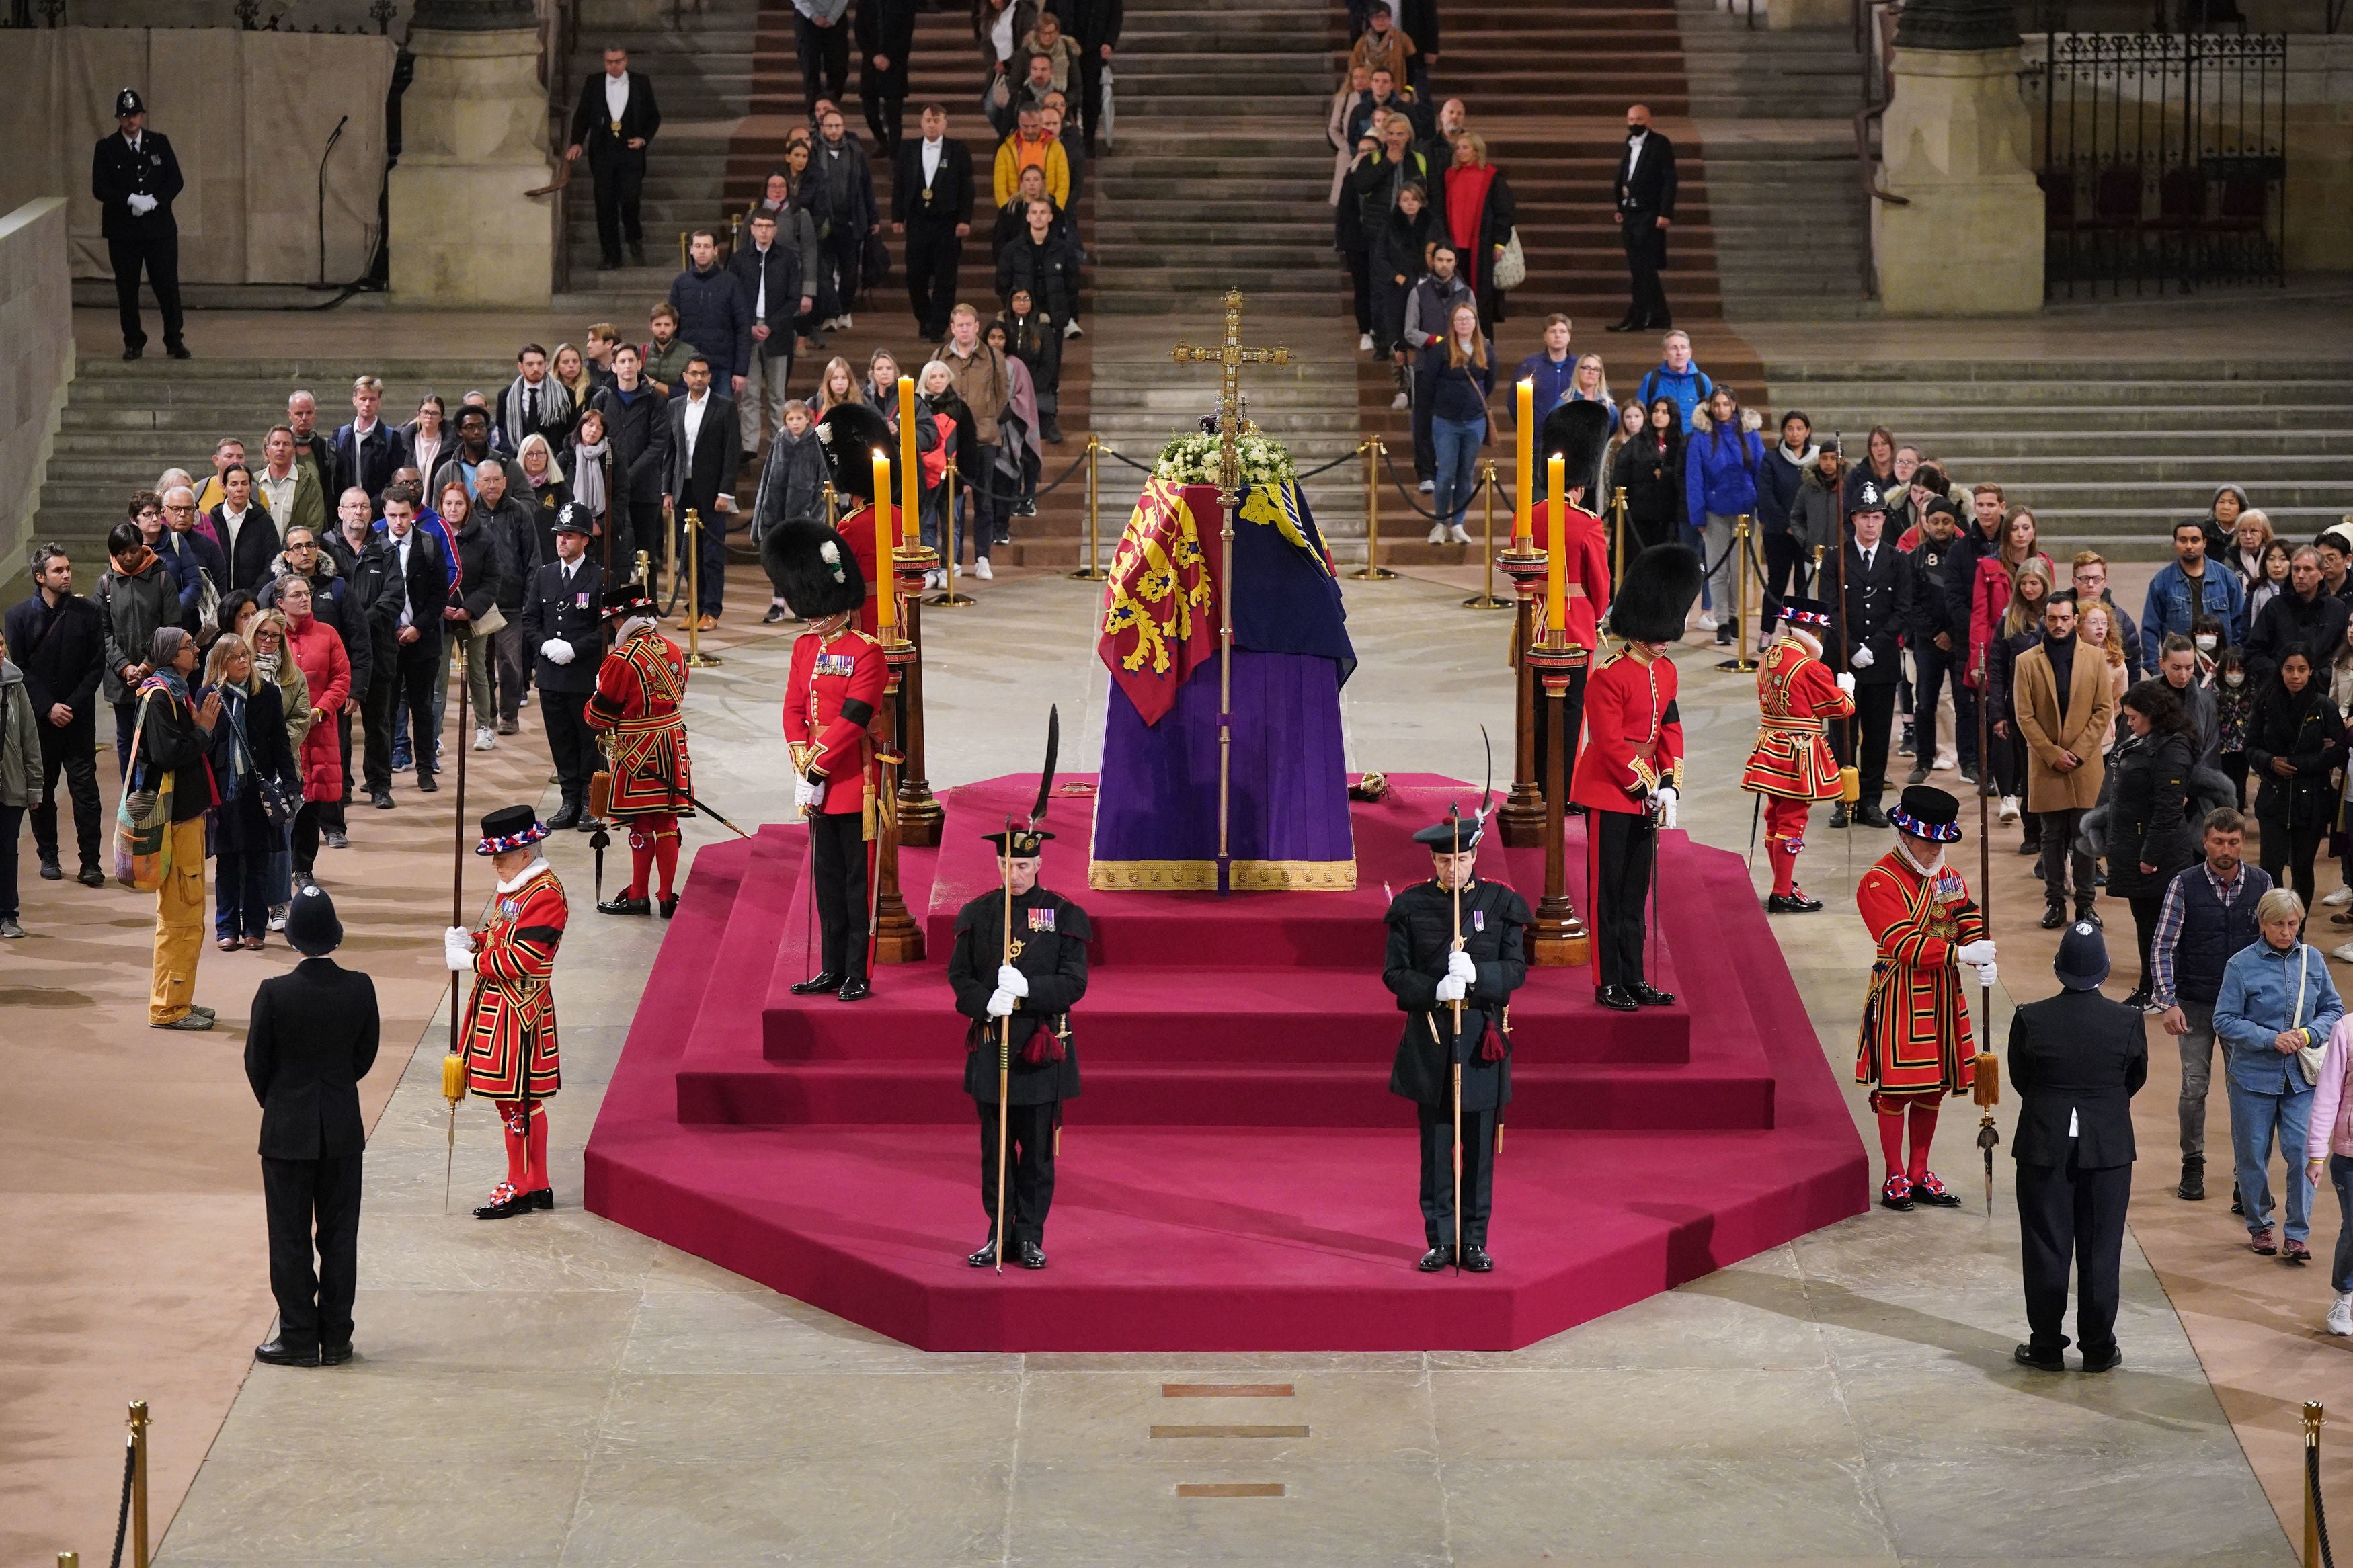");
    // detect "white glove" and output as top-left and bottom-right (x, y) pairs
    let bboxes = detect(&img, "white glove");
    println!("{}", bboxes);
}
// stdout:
(127, 193), (157, 216)
(996, 962), (1029, 997)
(1654, 786), (1678, 830)
(443, 926), (475, 973)
(1955, 939), (1998, 966)
(542, 638), (575, 666)
(1445, 949), (1476, 983)
(793, 775), (826, 815)
(1435, 973), (1468, 1003)
(1836, 671), (1857, 696)
(1851, 645), (1875, 670)
(1973, 962), (1998, 991)
(986, 988), (1017, 1017)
